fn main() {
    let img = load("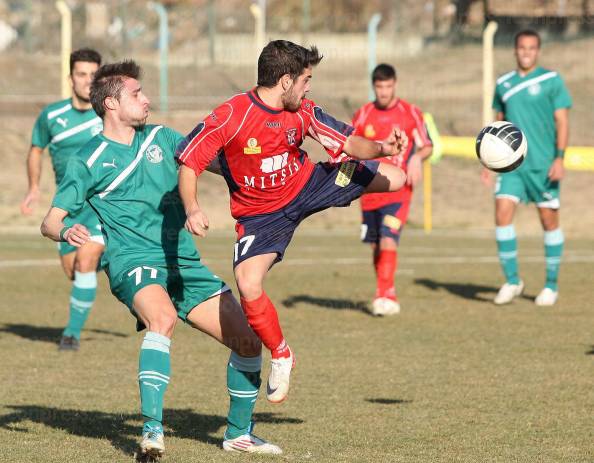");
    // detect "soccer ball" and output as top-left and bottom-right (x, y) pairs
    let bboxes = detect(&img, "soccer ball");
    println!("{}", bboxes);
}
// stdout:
(475, 121), (527, 172)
